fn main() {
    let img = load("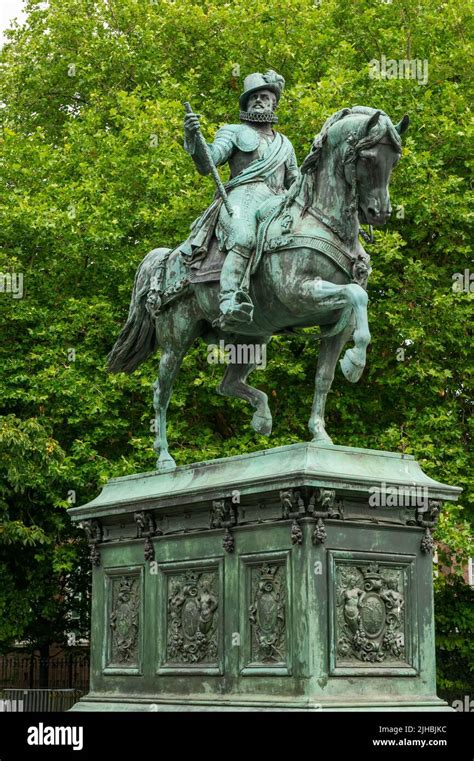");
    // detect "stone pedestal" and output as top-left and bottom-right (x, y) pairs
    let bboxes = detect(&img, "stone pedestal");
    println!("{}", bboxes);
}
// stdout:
(68, 443), (460, 711)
